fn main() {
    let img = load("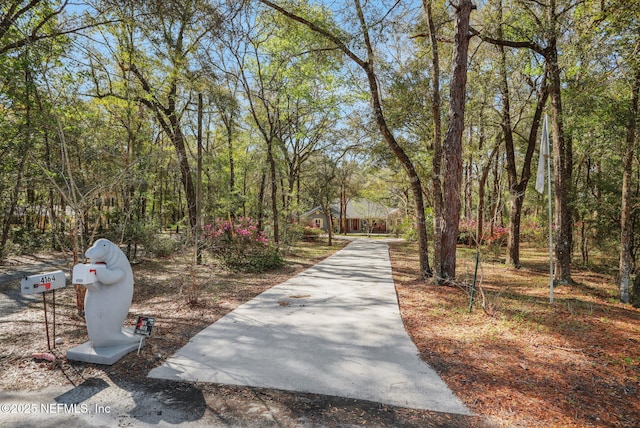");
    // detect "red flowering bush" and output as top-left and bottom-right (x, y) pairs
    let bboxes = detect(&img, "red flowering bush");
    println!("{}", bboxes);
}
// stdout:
(202, 217), (283, 272)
